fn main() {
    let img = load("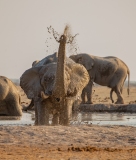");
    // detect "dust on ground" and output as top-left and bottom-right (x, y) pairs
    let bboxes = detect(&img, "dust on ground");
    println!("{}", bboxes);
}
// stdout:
(0, 125), (136, 160)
